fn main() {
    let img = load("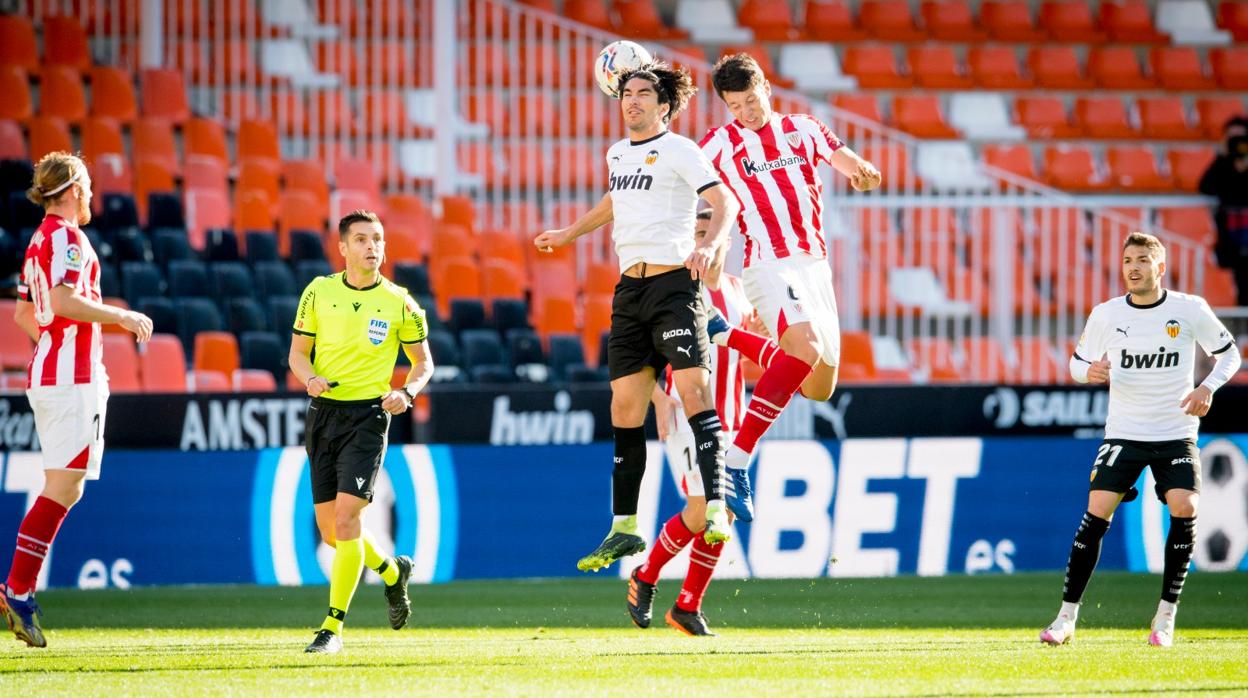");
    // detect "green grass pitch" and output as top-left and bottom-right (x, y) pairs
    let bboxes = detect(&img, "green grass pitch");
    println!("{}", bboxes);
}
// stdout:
(2, 572), (1245, 696)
